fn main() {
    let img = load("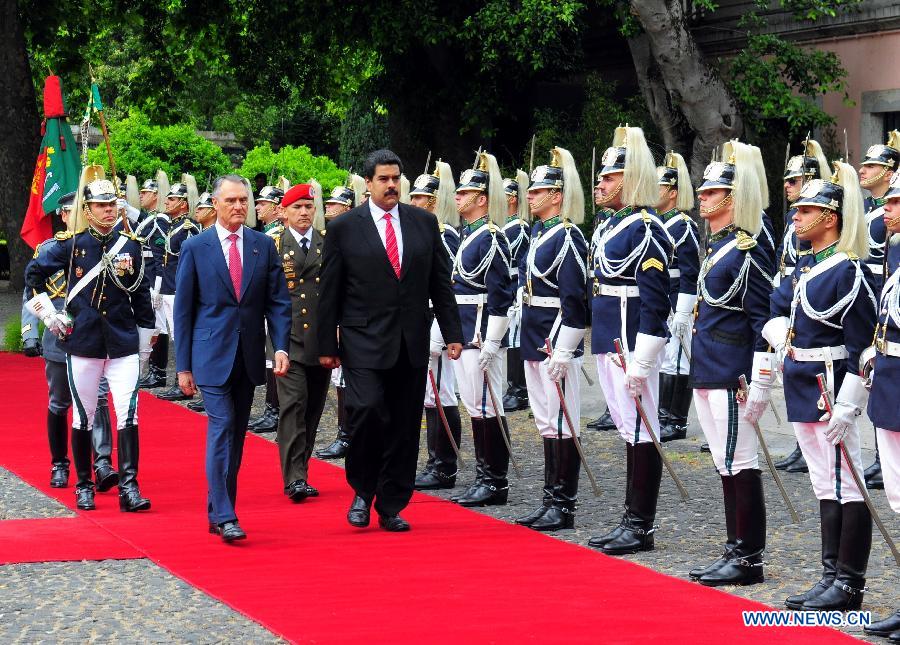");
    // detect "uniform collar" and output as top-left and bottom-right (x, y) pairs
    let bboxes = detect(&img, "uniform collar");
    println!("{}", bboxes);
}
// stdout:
(464, 216), (488, 234)
(660, 208), (679, 220)
(814, 241), (839, 262)
(708, 223), (735, 244)
(540, 215), (562, 229)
